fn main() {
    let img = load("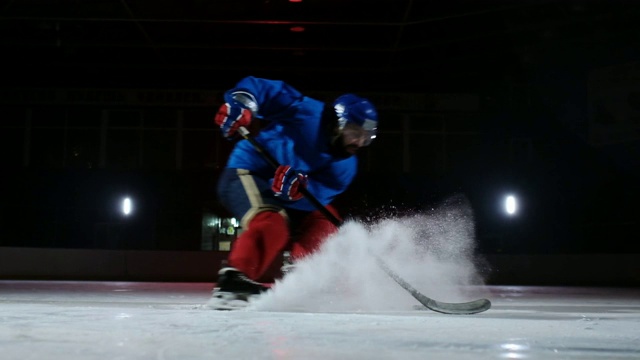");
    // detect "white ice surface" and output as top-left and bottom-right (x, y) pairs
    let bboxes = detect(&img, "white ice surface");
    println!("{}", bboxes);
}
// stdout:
(1, 282), (639, 360)
(2, 200), (639, 359)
